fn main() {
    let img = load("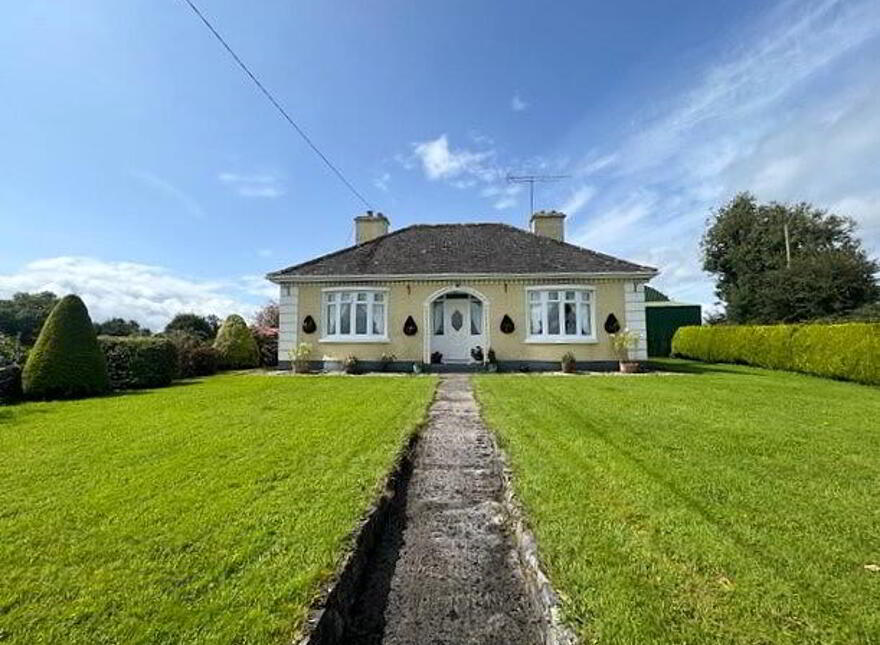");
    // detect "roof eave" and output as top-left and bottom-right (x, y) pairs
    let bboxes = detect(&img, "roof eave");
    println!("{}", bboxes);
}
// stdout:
(266, 269), (659, 284)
